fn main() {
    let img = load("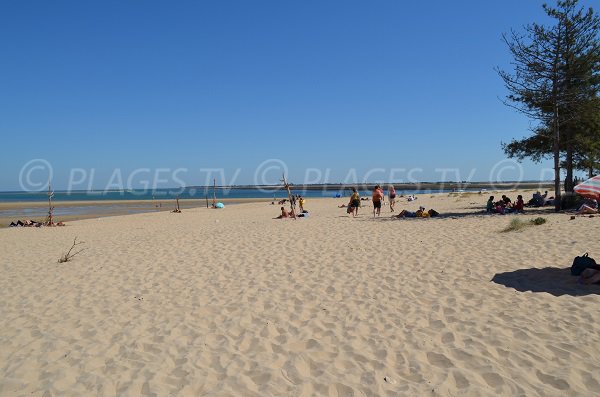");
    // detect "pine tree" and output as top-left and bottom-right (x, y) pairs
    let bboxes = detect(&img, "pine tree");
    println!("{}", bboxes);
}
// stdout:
(497, 0), (599, 210)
